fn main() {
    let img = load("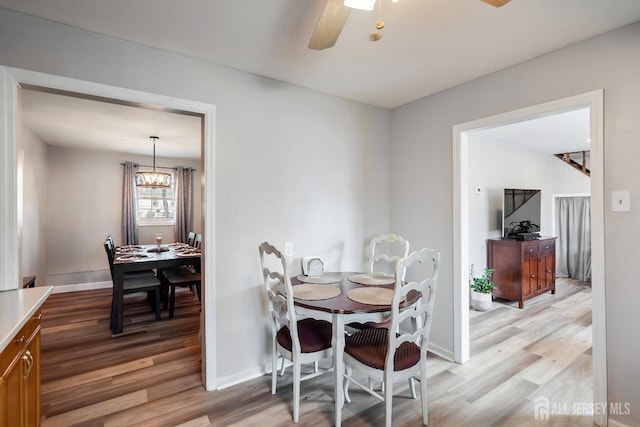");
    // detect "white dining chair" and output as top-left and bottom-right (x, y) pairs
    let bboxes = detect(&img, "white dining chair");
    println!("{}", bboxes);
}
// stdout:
(342, 248), (440, 427)
(259, 241), (333, 423)
(368, 233), (410, 277)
